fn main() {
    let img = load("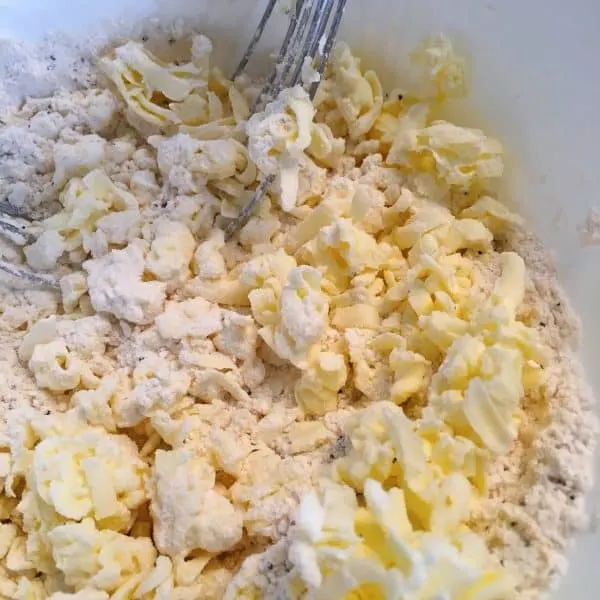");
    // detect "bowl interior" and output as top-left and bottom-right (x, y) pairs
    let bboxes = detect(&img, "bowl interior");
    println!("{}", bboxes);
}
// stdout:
(2, 0), (599, 596)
